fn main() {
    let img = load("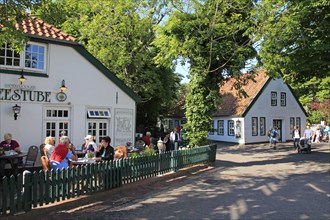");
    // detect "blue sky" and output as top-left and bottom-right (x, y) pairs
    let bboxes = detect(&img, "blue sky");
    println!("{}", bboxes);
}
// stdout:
(175, 61), (190, 84)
